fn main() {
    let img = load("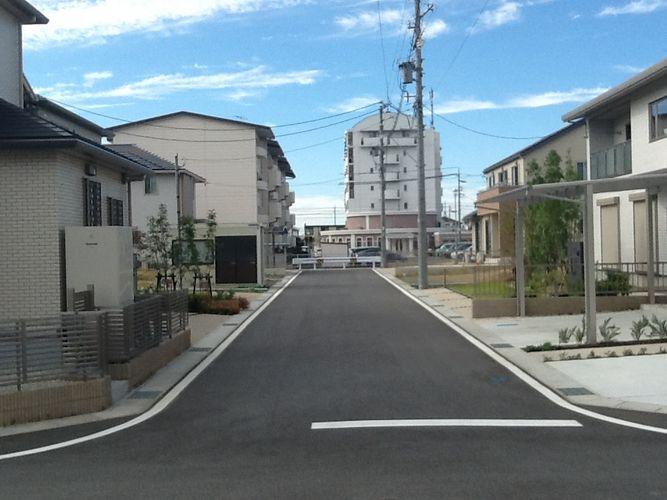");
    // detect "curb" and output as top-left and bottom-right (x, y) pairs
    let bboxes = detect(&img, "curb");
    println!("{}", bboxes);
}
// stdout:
(376, 269), (667, 416)
(0, 272), (300, 438)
